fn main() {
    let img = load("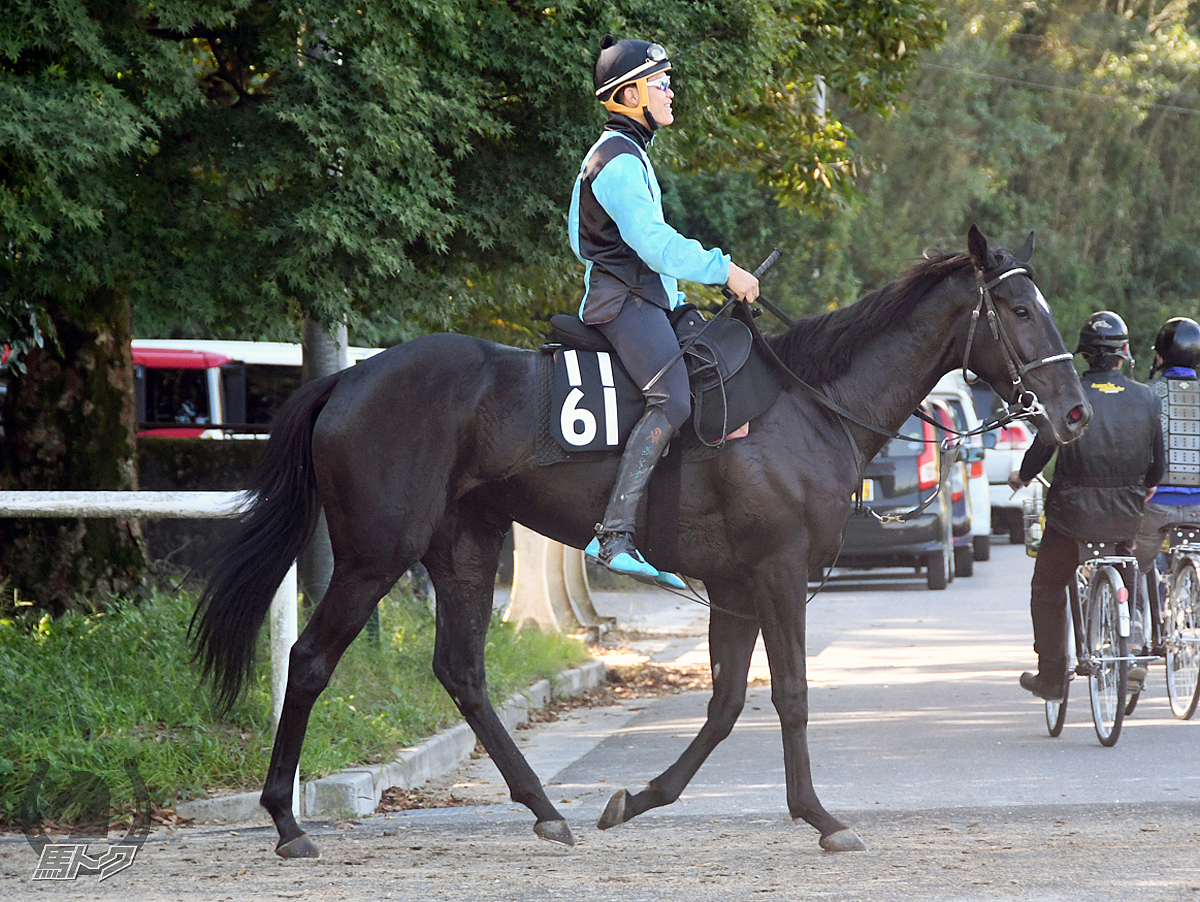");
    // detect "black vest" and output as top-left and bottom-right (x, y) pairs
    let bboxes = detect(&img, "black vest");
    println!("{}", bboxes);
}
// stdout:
(1045, 370), (1163, 542)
